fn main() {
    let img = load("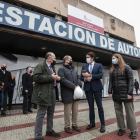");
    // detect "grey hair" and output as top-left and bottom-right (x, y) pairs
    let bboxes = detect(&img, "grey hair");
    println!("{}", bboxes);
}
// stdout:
(63, 55), (70, 62)
(45, 52), (53, 60)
